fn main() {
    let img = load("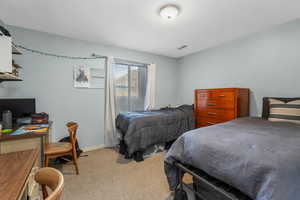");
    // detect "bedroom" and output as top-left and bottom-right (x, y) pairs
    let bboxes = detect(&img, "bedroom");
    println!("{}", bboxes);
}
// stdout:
(0, 0), (299, 200)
